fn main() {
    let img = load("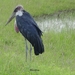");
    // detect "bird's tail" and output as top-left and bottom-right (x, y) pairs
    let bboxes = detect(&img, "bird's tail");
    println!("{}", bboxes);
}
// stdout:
(33, 36), (44, 55)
